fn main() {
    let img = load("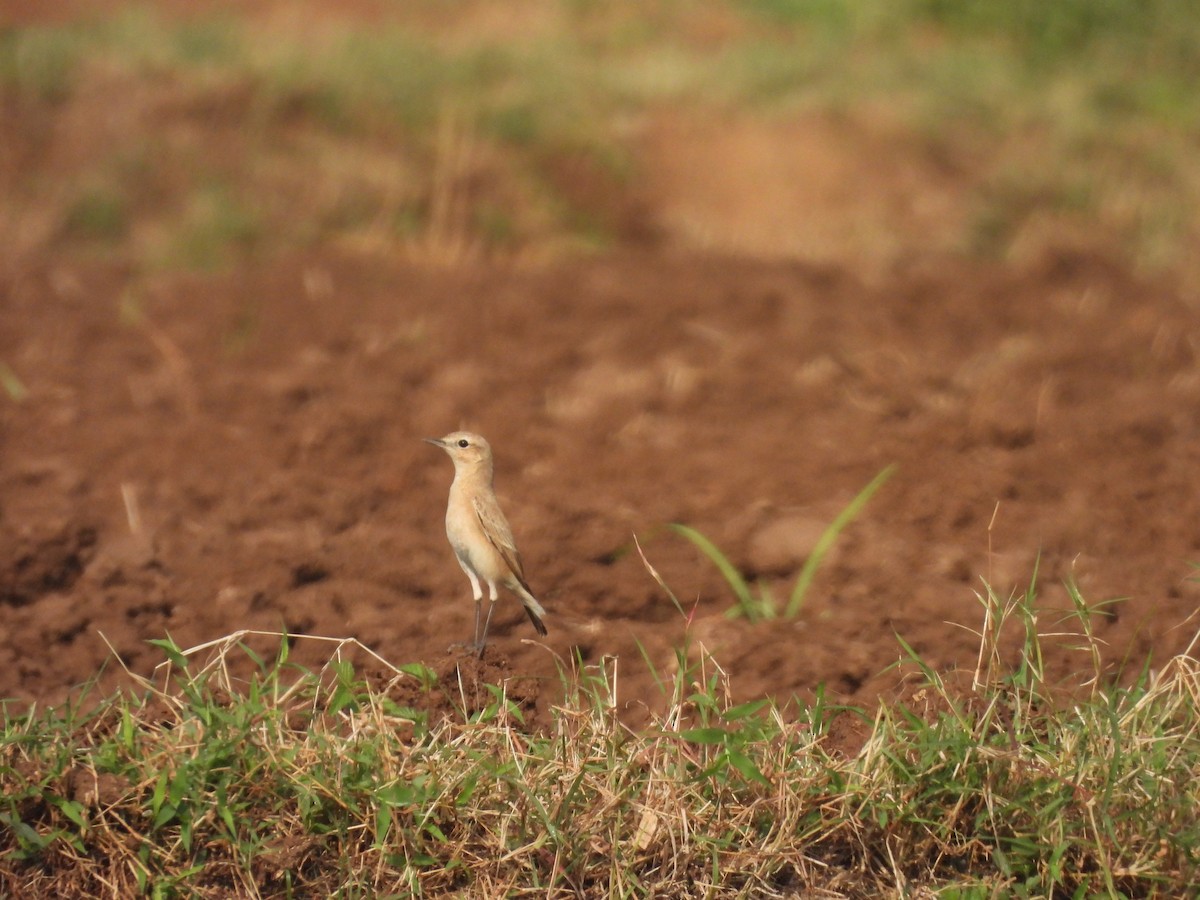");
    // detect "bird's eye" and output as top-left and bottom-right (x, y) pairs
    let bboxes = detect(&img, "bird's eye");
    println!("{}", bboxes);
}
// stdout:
(458, 438), (469, 448)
